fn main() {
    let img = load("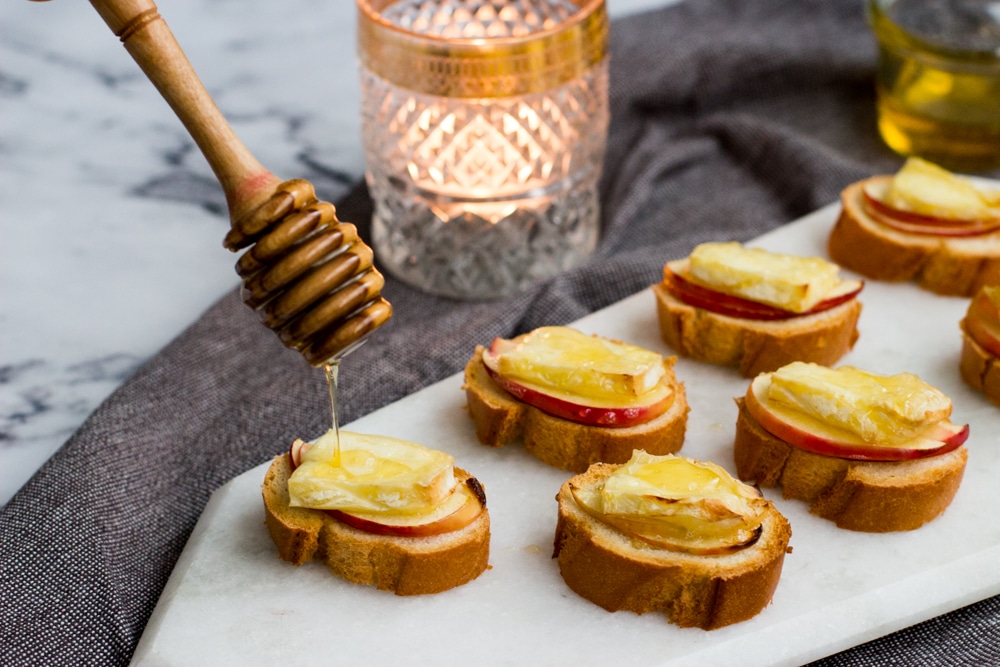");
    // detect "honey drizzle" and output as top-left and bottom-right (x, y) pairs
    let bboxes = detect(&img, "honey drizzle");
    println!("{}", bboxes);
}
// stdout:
(324, 361), (342, 467)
